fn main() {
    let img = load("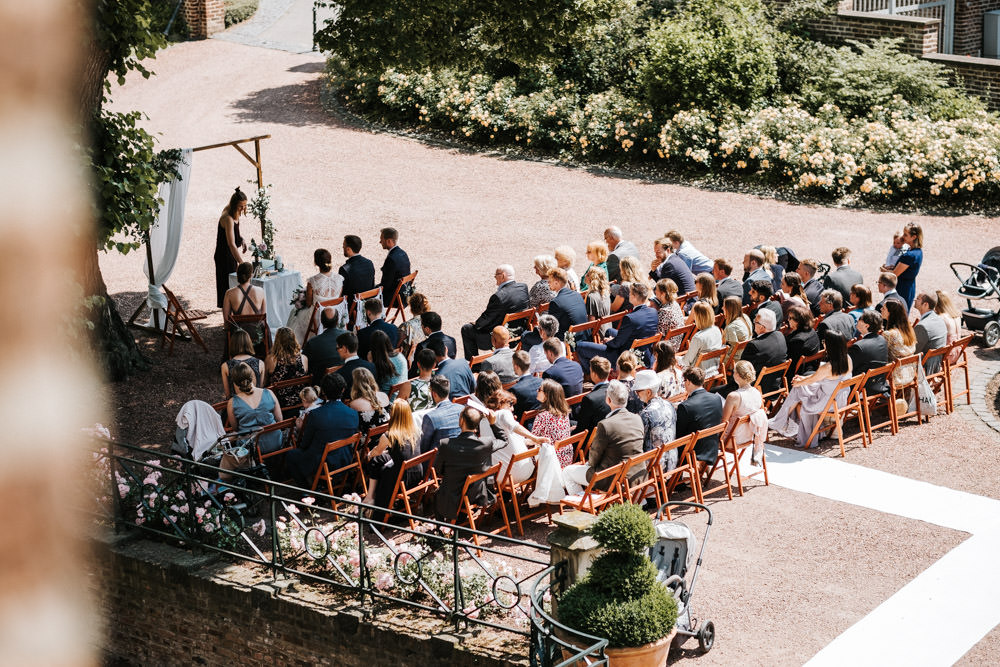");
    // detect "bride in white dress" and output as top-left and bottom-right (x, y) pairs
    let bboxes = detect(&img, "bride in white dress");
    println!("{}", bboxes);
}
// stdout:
(287, 248), (345, 343)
